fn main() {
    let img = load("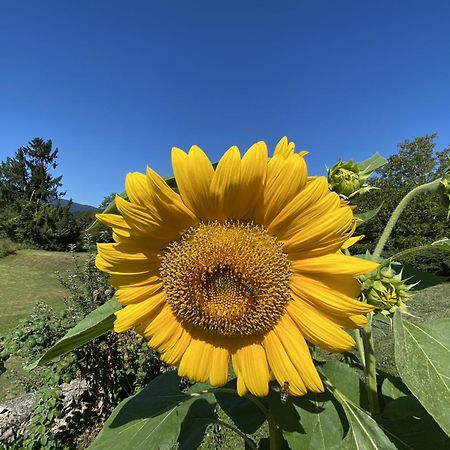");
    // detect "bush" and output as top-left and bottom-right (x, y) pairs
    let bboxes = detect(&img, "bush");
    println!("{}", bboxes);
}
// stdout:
(0, 238), (18, 258)
(393, 245), (450, 277)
